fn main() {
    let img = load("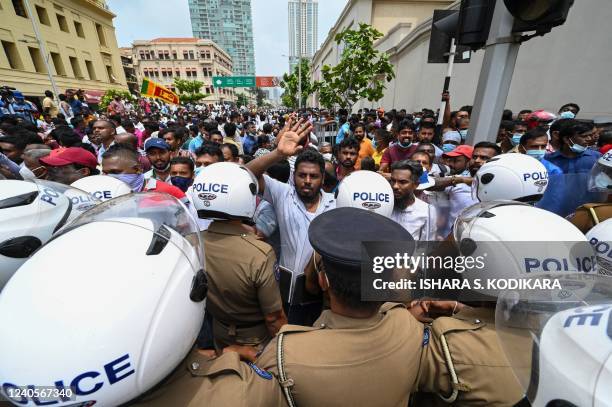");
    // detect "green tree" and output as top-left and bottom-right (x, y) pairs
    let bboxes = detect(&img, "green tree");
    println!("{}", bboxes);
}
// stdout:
(255, 88), (266, 107)
(315, 23), (394, 111)
(173, 78), (209, 104)
(280, 58), (314, 108)
(99, 89), (134, 110)
(236, 93), (249, 107)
